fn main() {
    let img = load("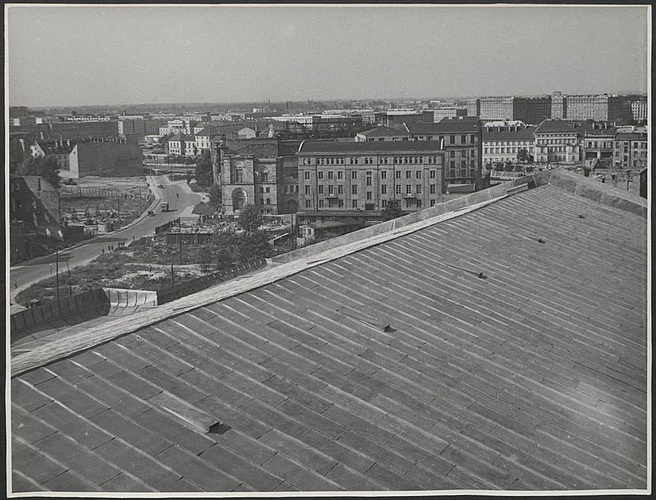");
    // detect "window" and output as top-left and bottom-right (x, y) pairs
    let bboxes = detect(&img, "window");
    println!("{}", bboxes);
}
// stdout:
(259, 187), (265, 193)
(328, 185), (334, 194)
(304, 172), (310, 180)
(352, 171), (358, 179)
(430, 199), (436, 207)
(381, 184), (387, 194)
(395, 170), (401, 179)
(406, 185), (412, 194)
(266, 187), (270, 193)
(318, 200), (324, 208)
(266, 198), (270, 204)
(430, 170), (436, 179)
(450, 135), (455, 144)
(461, 135), (467, 144)
(318, 185), (324, 194)
(337, 171), (343, 179)
(416, 184), (422, 194)
(318, 171), (324, 179)
(430, 184), (436, 194)
(416, 171), (421, 179)
(406, 171), (412, 179)
(352, 200), (358, 208)
(338, 185), (343, 194)
(328, 171), (333, 179)
(305, 200), (311, 208)
(305, 185), (310, 195)
(416, 199), (422, 208)
(339, 200), (344, 207)
(396, 185), (402, 195)
(382, 199), (387, 207)
(381, 170), (387, 179)
(352, 185), (358, 195)
(366, 177), (372, 186)
(471, 134), (477, 143)
(366, 191), (372, 200)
